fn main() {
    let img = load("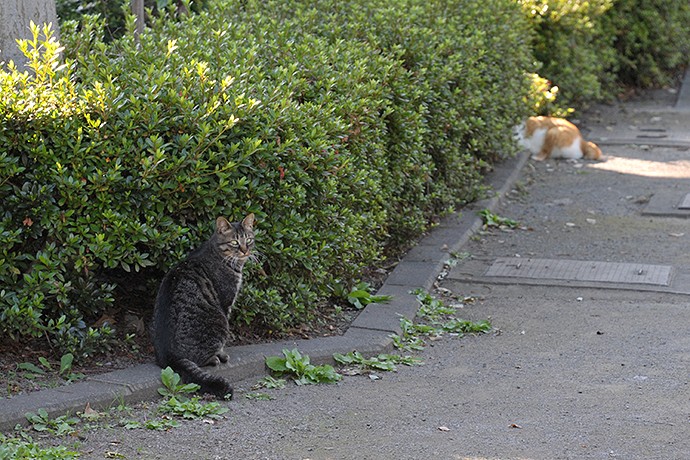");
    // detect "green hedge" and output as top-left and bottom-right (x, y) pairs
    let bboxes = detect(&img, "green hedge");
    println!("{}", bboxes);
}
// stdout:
(603, 0), (690, 88)
(521, 0), (690, 108)
(1, 1), (534, 354)
(520, 0), (616, 107)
